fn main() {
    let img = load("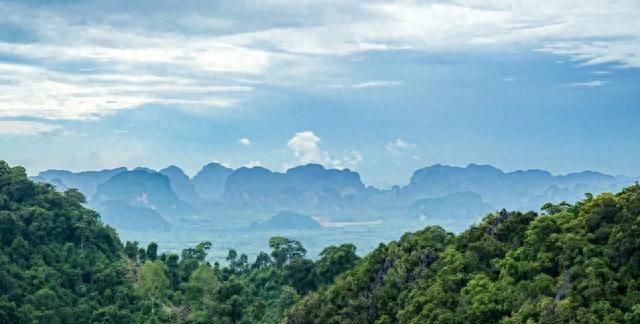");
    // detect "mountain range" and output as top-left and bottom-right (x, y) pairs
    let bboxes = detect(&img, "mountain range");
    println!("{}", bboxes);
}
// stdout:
(32, 163), (637, 232)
